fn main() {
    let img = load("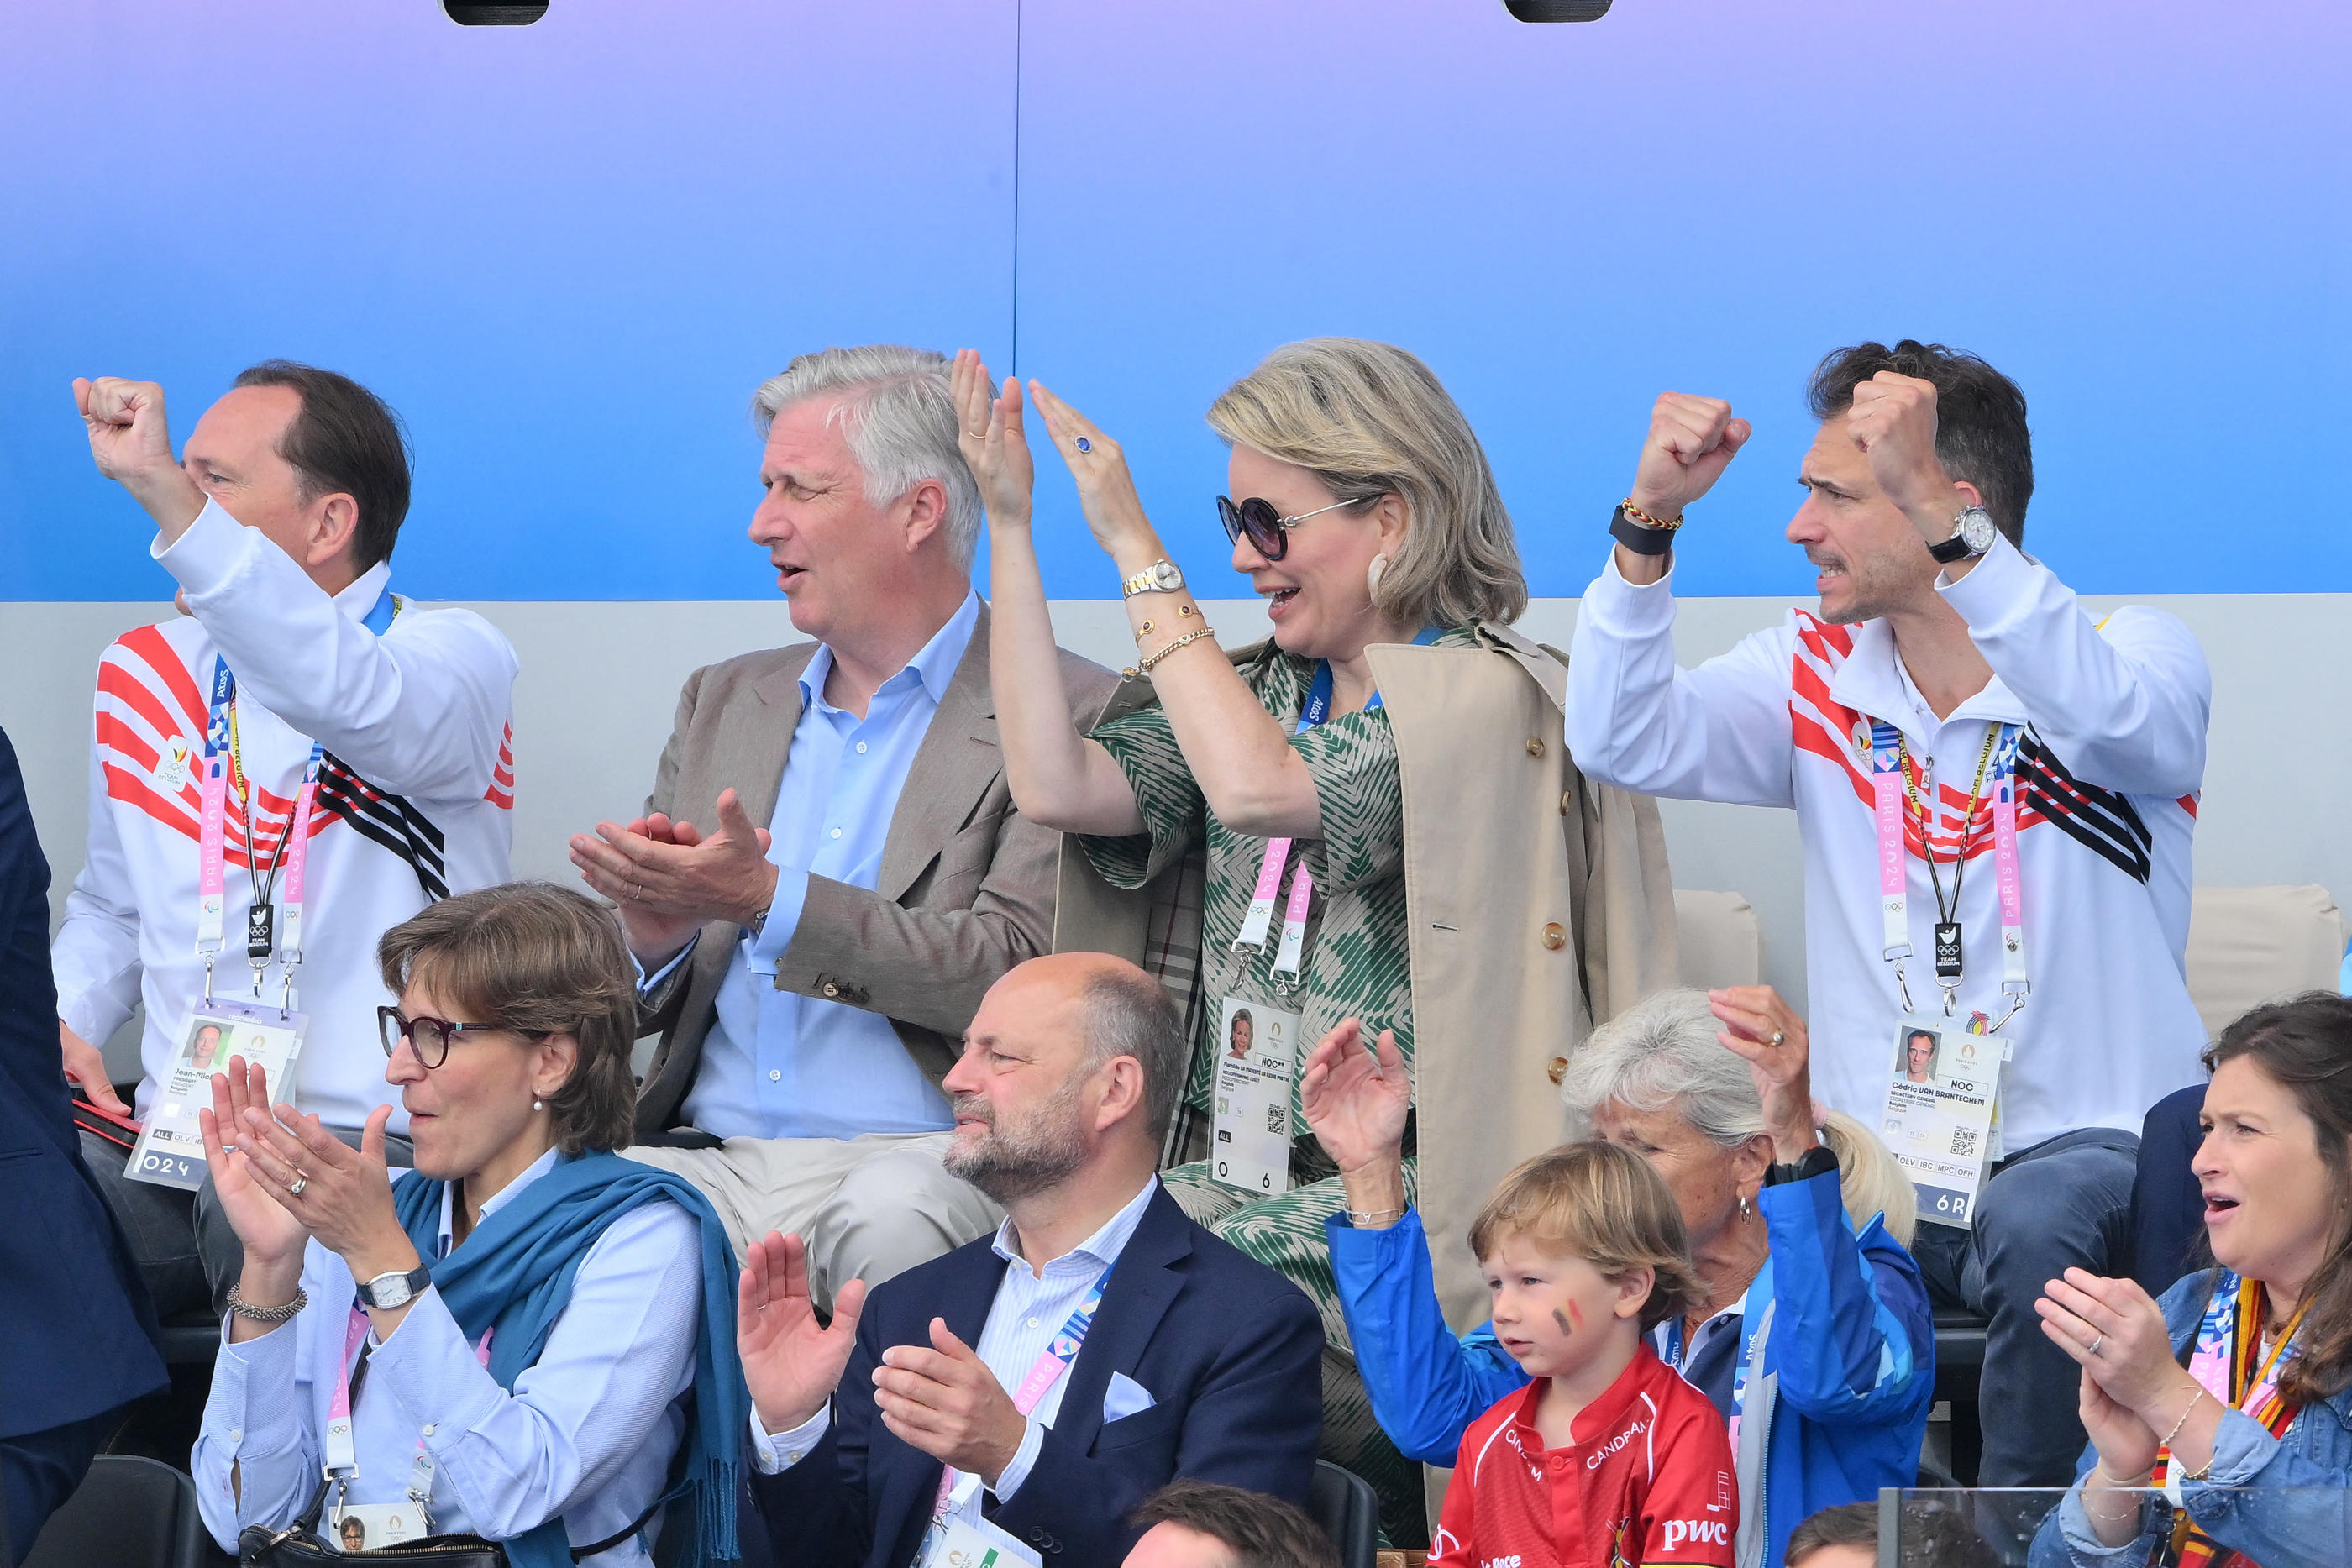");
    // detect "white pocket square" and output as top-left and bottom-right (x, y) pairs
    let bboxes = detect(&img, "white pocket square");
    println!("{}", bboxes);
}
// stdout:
(1103, 1371), (1158, 1423)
